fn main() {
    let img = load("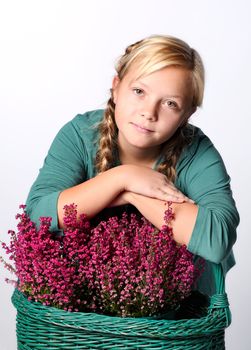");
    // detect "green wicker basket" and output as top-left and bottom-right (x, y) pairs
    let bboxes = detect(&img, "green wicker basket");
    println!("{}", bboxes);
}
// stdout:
(12, 263), (231, 349)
